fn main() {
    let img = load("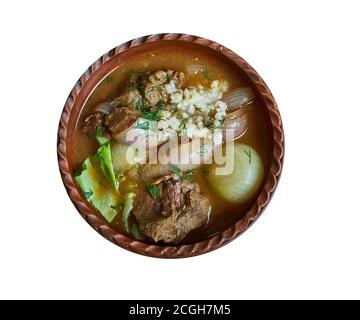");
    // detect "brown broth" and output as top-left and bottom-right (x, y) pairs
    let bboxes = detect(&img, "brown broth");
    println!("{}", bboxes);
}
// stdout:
(74, 44), (272, 244)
